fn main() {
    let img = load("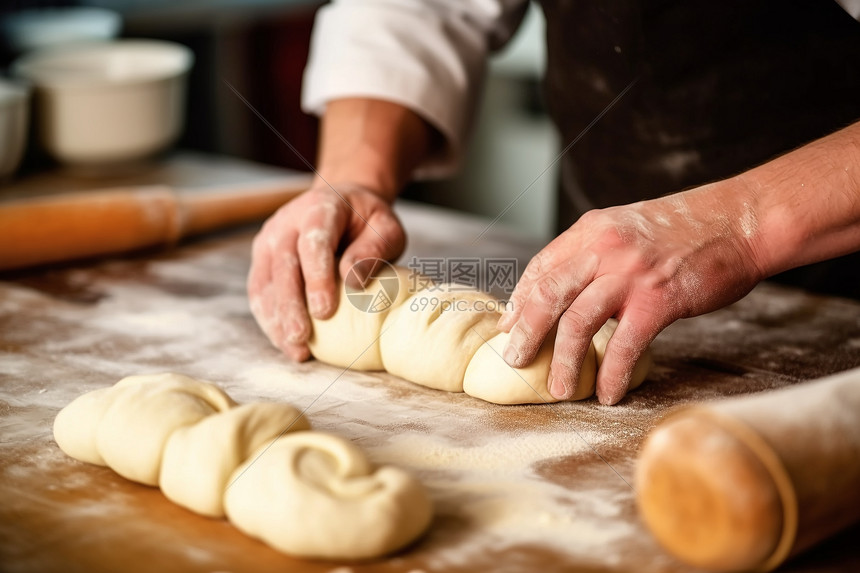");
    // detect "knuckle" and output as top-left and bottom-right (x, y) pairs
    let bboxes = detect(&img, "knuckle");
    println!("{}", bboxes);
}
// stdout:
(576, 208), (602, 226)
(558, 307), (592, 337)
(307, 199), (339, 218)
(534, 275), (563, 306)
(522, 252), (547, 282)
(609, 330), (647, 361)
(513, 319), (538, 341)
(297, 228), (334, 253)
